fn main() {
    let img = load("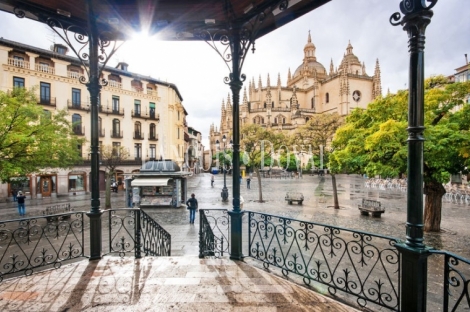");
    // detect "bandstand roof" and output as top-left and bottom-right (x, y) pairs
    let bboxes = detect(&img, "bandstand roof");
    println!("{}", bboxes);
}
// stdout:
(0, 0), (331, 41)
